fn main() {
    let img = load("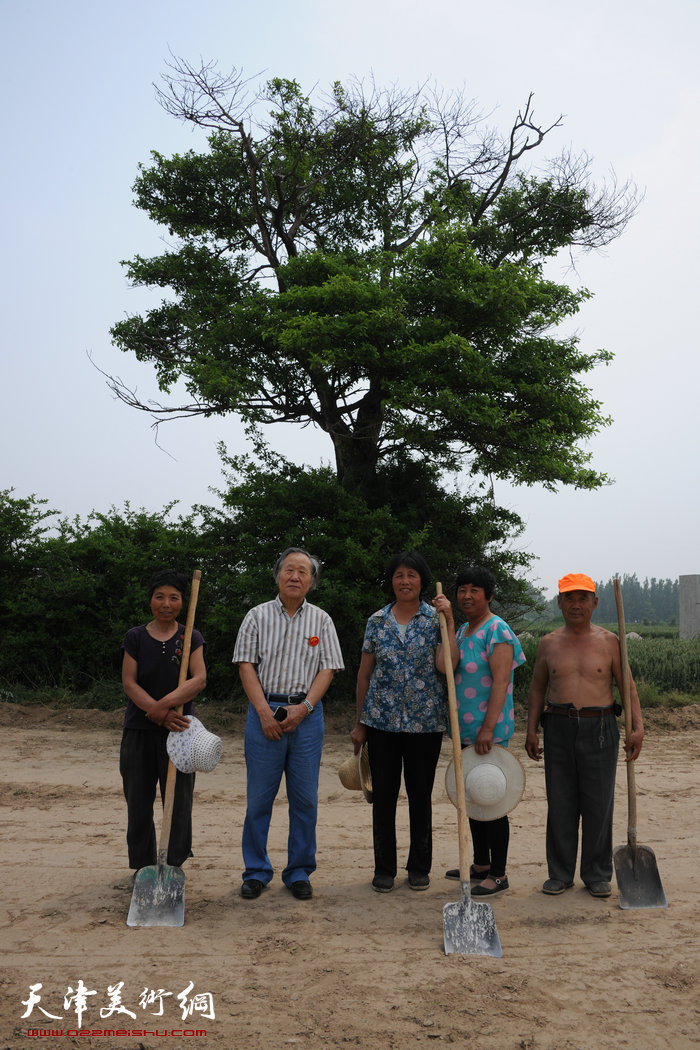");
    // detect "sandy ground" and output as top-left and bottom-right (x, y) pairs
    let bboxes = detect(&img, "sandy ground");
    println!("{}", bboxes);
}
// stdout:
(1, 701), (698, 1050)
